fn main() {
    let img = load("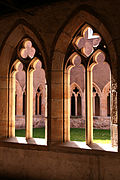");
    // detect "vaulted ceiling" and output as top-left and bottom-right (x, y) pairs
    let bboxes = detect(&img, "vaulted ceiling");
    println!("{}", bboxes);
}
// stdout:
(0, 0), (63, 16)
